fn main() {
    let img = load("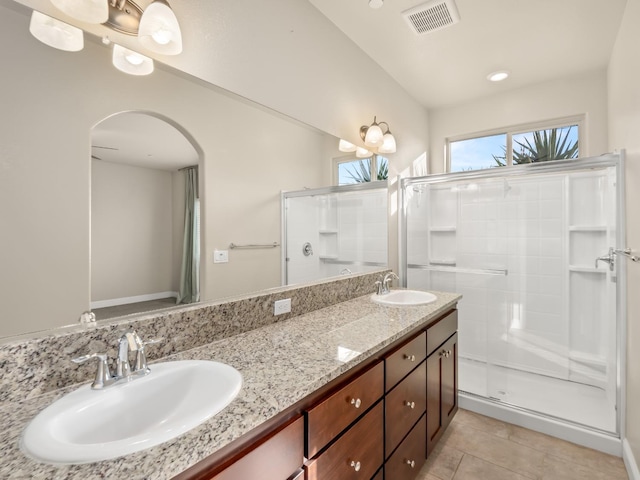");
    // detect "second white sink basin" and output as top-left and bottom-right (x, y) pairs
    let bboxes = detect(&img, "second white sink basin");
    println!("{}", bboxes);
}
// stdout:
(371, 289), (437, 306)
(21, 360), (242, 464)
